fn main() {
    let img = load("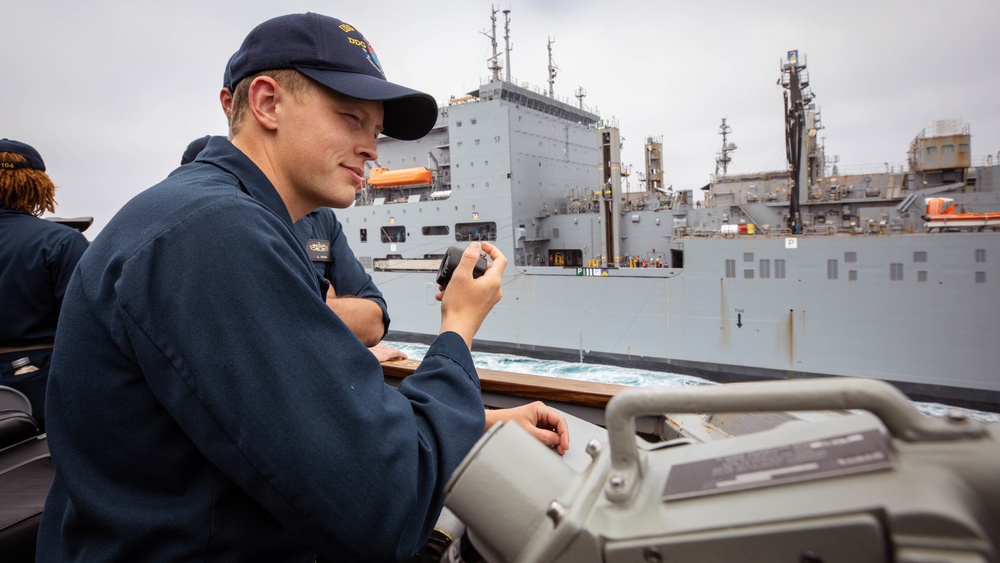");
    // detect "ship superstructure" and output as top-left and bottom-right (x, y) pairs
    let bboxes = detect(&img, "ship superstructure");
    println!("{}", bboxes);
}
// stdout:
(337, 17), (1000, 411)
